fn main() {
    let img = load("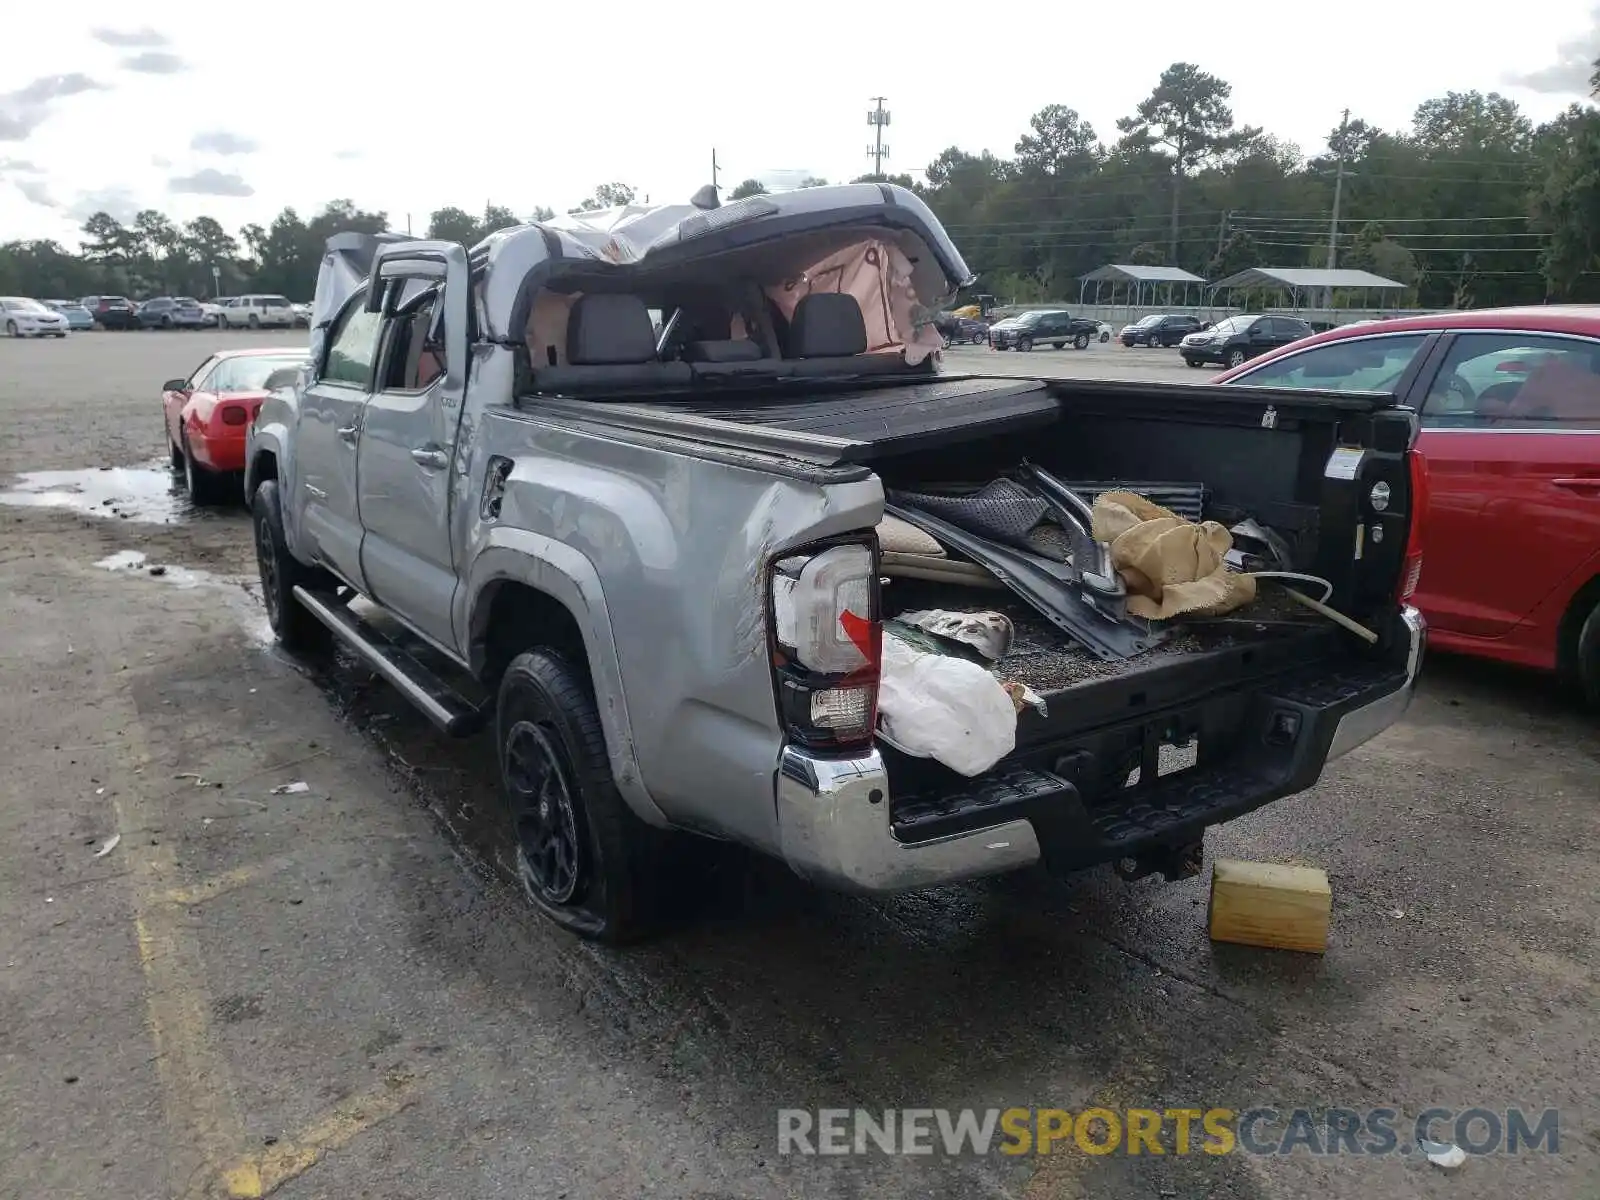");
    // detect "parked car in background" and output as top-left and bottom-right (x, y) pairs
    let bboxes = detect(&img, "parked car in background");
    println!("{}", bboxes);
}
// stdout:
(988, 309), (1099, 351)
(163, 347), (309, 505)
(1, 297), (70, 338)
(292, 301), (312, 329)
(137, 296), (208, 330)
(1215, 305), (1600, 703)
(45, 300), (94, 331)
(1096, 321), (1114, 343)
(934, 312), (989, 344)
(1121, 313), (1205, 348)
(78, 295), (140, 330)
(1180, 314), (1313, 368)
(219, 294), (296, 329)
(200, 299), (227, 327)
